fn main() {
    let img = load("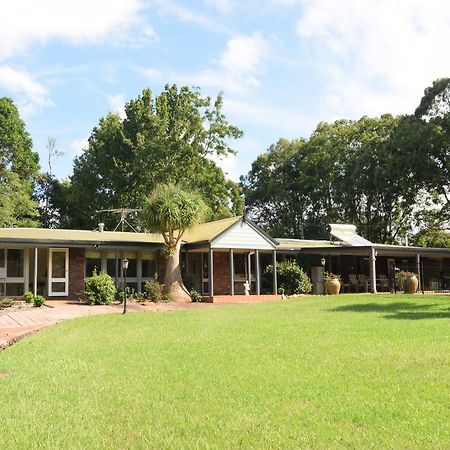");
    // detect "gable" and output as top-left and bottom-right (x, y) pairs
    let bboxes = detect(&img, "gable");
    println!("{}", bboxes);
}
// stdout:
(211, 220), (276, 250)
